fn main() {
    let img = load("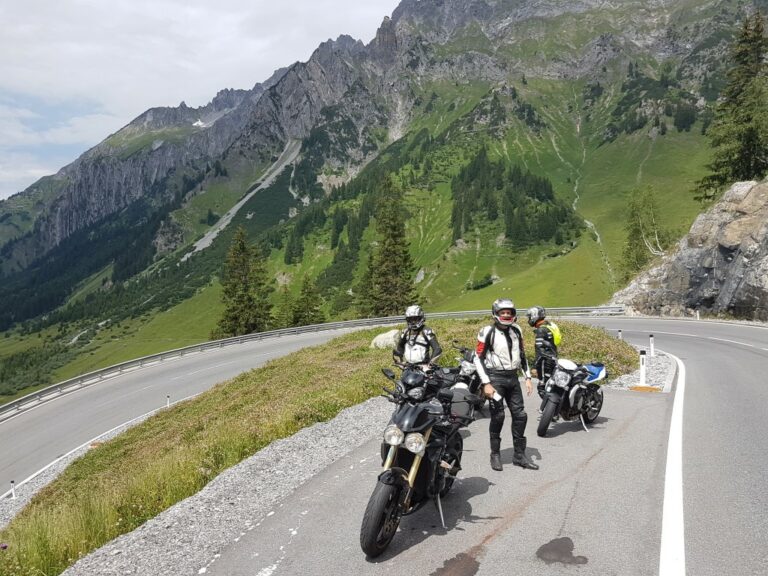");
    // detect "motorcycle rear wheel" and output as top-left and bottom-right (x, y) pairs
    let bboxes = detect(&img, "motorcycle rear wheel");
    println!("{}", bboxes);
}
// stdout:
(537, 399), (558, 437)
(360, 481), (401, 557)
